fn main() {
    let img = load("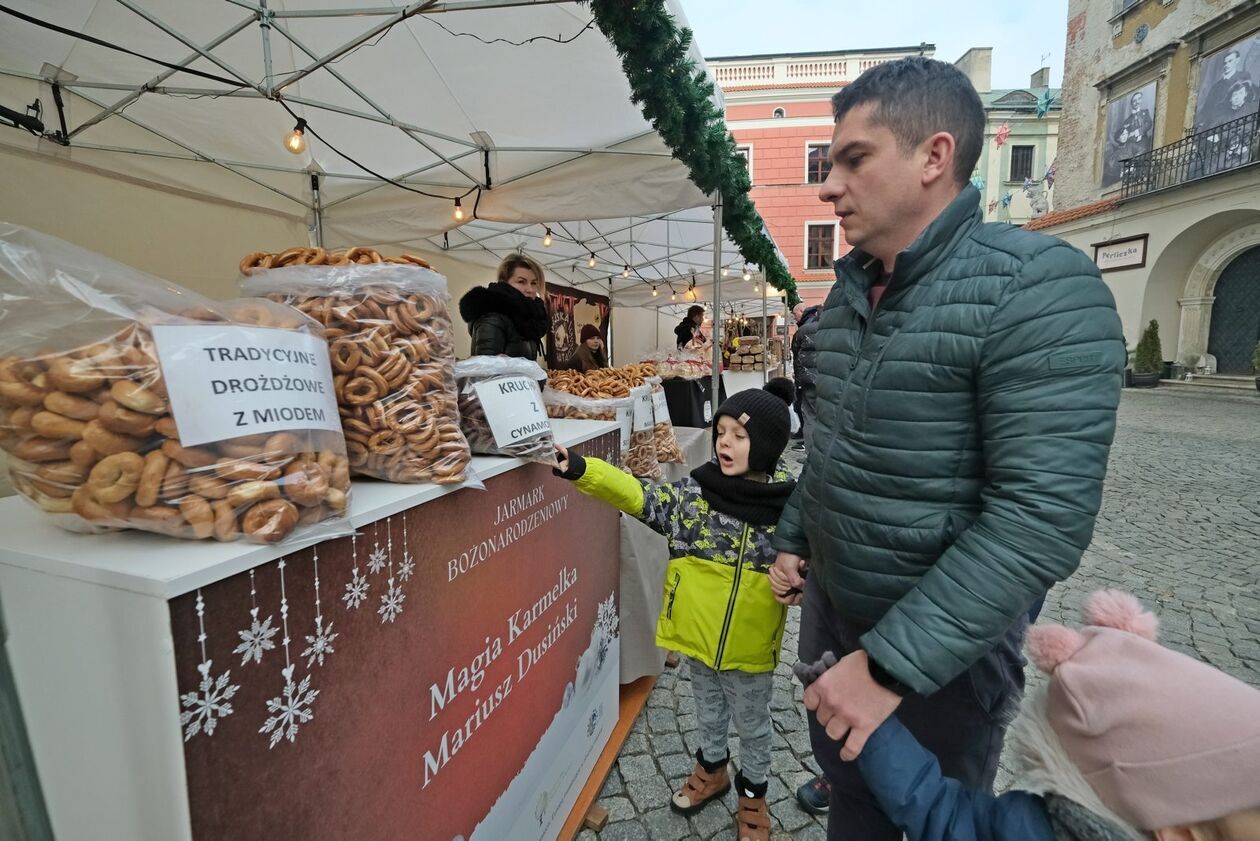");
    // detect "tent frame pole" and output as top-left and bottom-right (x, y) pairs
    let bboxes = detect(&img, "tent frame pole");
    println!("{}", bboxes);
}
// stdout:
(711, 191), (722, 415)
